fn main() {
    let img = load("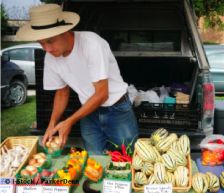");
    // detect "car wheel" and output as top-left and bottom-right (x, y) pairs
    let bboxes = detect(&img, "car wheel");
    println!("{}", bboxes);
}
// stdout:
(8, 80), (27, 106)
